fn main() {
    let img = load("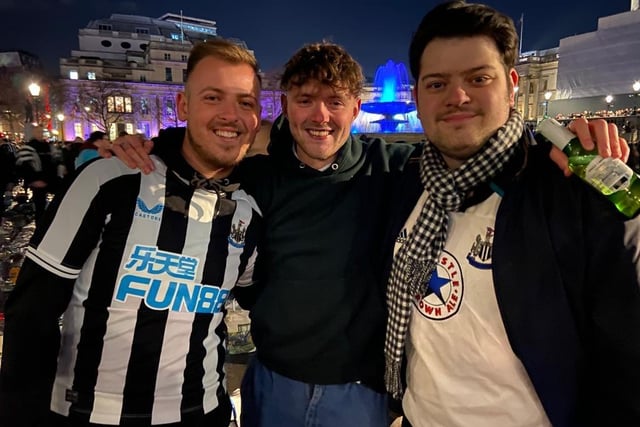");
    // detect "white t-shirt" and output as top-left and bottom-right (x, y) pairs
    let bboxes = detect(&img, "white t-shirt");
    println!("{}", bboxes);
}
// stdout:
(399, 191), (551, 427)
